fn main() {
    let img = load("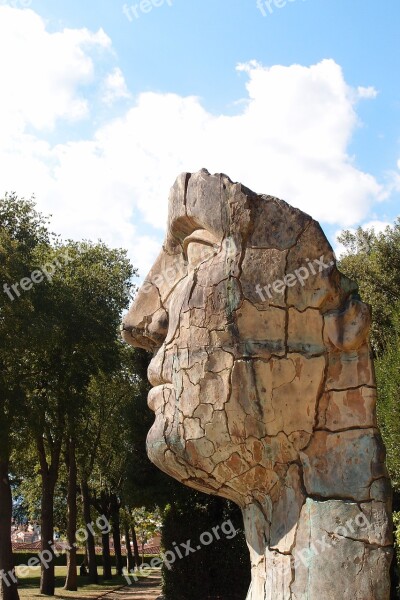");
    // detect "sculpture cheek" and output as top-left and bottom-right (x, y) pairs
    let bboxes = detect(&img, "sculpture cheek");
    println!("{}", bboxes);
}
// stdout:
(324, 298), (372, 351)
